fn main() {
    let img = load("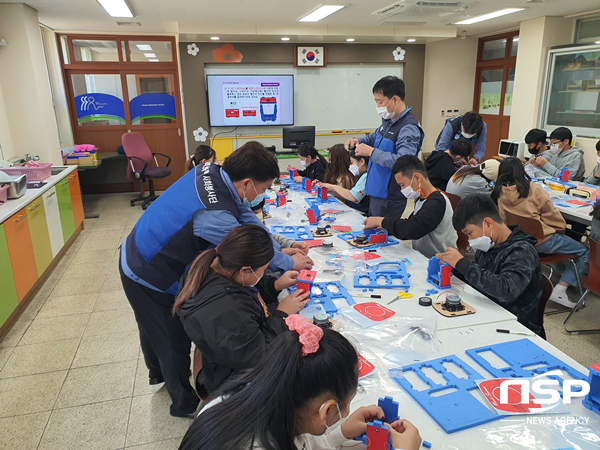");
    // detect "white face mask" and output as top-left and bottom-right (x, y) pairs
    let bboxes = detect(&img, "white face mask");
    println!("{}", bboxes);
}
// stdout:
(349, 164), (360, 176)
(462, 131), (476, 139)
(241, 267), (262, 287)
(376, 98), (395, 120)
(300, 160), (308, 167)
(596, 156), (600, 165)
(468, 221), (495, 252)
(401, 175), (421, 200)
(320, 402), (347, 436)
(547, 143), (562, 155)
